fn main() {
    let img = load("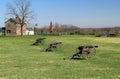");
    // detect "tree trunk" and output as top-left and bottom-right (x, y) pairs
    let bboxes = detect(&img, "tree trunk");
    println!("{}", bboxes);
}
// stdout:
(21, 25), (23, 36)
